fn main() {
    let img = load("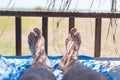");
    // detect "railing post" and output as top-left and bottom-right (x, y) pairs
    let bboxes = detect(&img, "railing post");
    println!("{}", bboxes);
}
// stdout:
(69, 17), (75, 32)
(42, 17), (48, 55)
(94, 18), (102, 57)
(15, 16), (22, 56)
